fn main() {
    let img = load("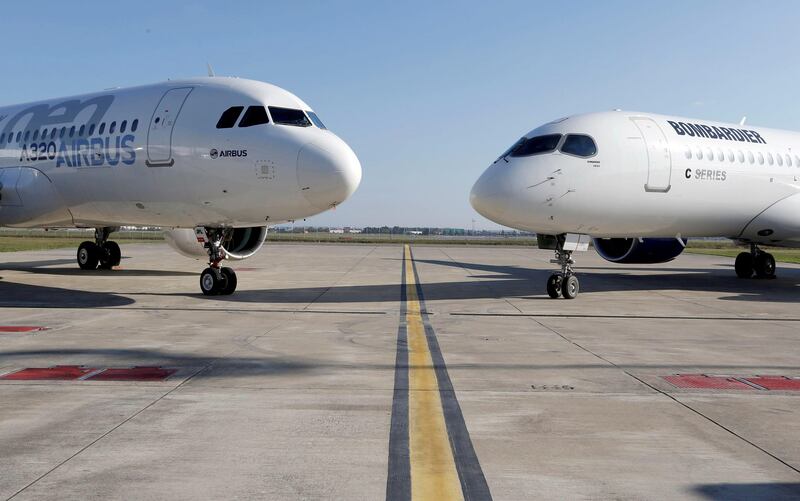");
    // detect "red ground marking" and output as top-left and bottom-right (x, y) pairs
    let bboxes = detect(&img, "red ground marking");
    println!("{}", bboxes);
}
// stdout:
(86, 367), (176, 381)
(662, 374), (754, 390)
(744, 376), (800, 391)
(0, 326), (47, 333)
(1, 365), (96, 380)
